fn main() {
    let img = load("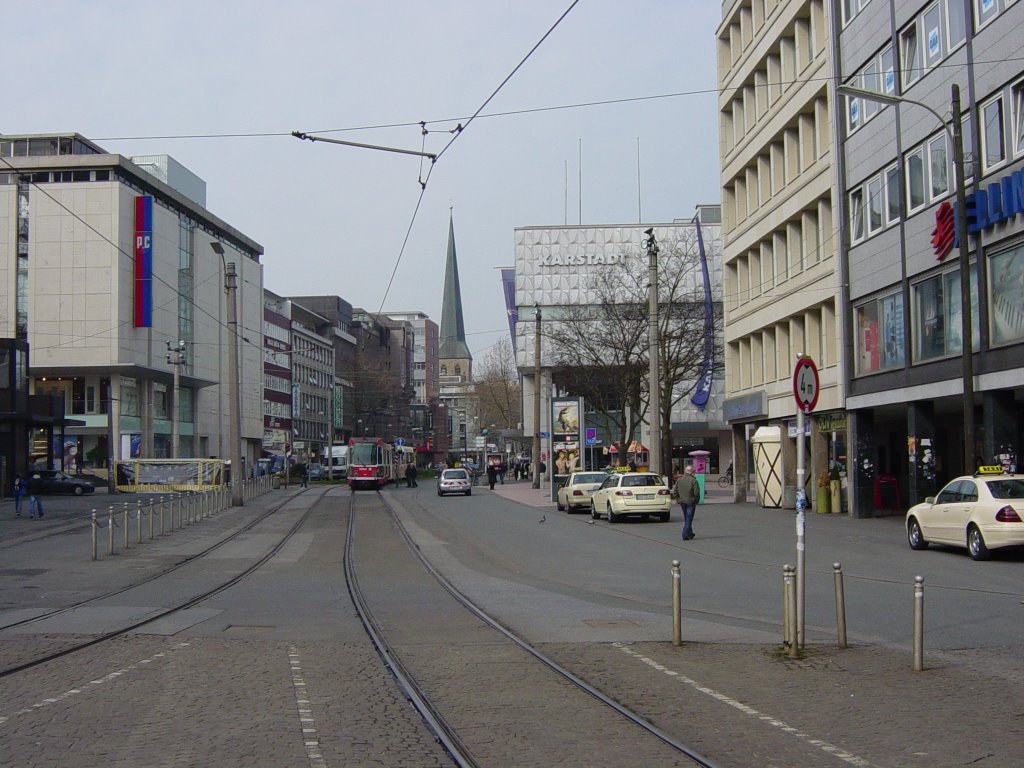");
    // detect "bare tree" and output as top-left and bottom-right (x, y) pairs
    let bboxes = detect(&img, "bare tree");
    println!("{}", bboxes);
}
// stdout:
(474, 335), (521, 431)
(545, 233), (721, 469)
